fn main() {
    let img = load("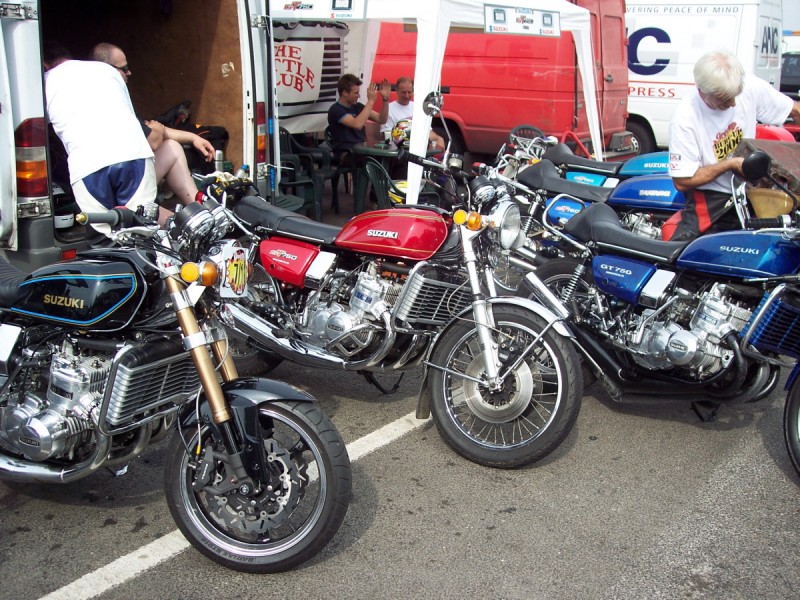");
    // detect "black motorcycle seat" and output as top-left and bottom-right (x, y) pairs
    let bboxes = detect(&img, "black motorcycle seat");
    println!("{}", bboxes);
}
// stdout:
(517, 159), (613, 204)
(232, 195), (341, 245)
(542, 143), (624, 176)
(563, 203), (688, 264)
(0, 257), (28, 307)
